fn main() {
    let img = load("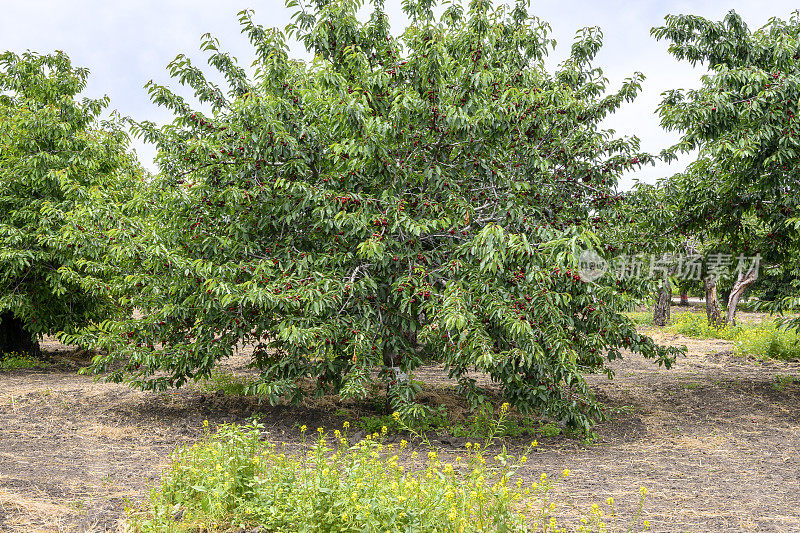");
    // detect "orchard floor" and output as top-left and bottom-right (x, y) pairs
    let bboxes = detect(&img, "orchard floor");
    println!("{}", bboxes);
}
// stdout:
(1, 306), (799, 532)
